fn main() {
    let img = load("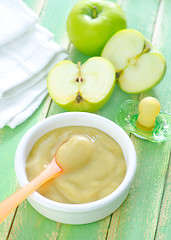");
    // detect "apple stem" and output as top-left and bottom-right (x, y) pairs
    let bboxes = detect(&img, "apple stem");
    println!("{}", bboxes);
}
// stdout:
(143, 46), (150, 53)
(92, 6), (97, 18)
(116, 72), (121, 79)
